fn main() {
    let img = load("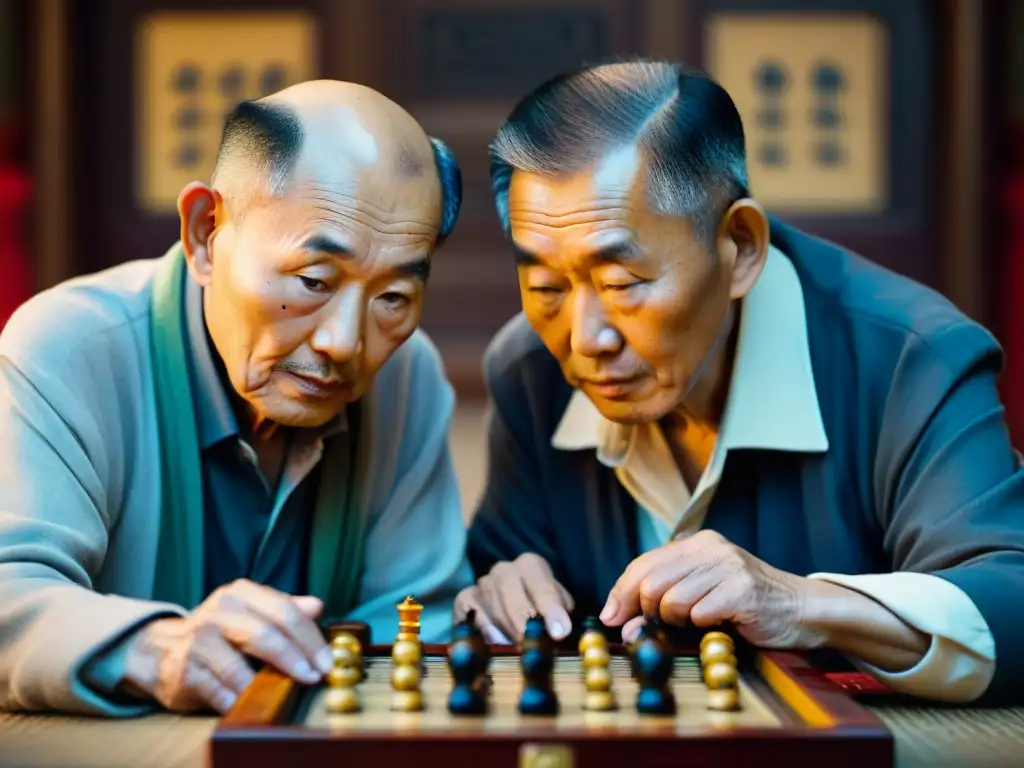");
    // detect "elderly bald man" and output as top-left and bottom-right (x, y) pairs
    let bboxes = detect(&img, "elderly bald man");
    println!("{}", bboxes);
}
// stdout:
(0, 80), (470, 717)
